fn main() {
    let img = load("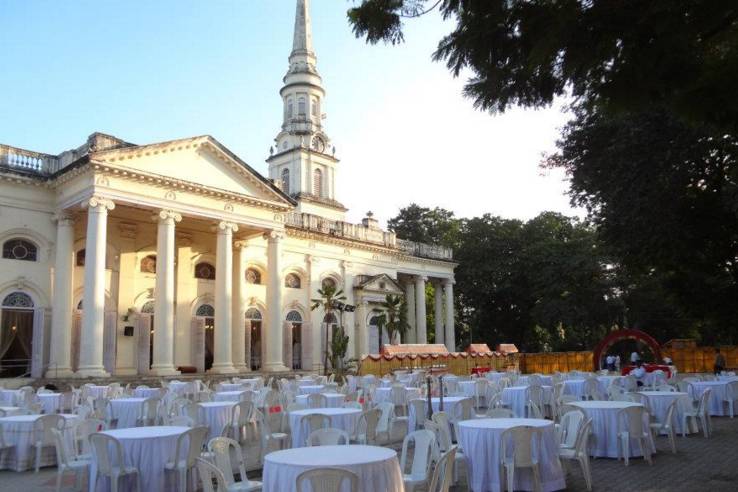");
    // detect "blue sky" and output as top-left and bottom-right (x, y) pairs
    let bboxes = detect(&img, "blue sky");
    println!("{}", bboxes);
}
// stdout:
(1, 0), (576, 223)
